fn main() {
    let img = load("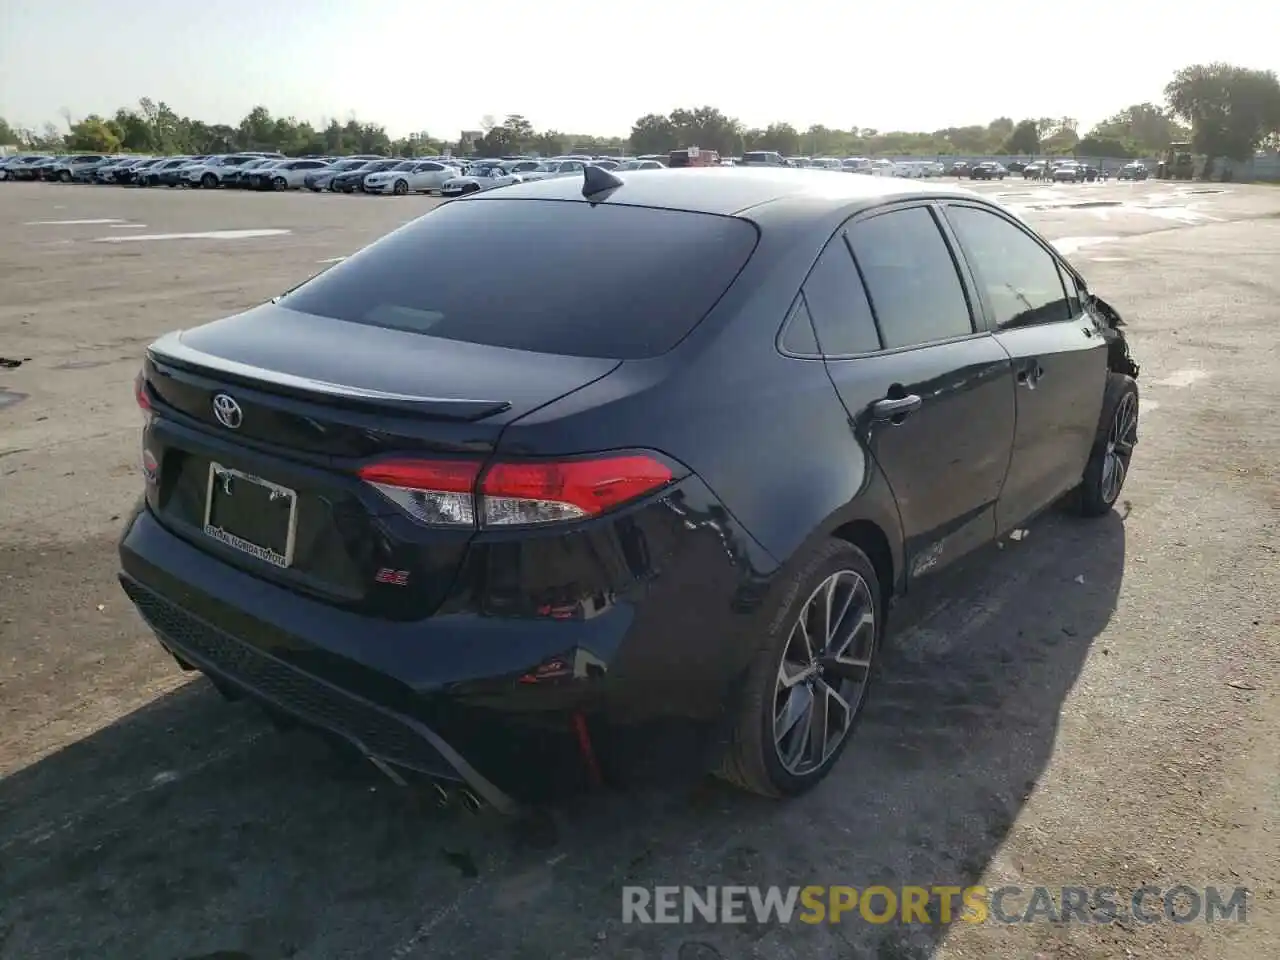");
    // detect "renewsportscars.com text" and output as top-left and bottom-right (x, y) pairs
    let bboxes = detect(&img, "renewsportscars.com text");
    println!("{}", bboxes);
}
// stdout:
(621, 885), (1249, 925)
